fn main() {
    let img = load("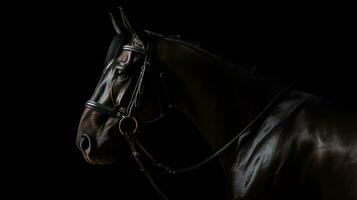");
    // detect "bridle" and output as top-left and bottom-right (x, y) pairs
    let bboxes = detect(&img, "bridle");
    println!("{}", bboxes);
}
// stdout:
(86, 39), (169, 131)
(86, 43), (150, 134)
(84, 36), (292, 199)
(85, 39), (174, 199)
